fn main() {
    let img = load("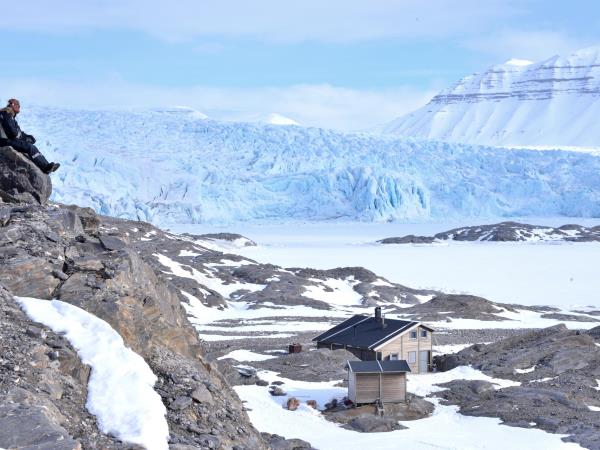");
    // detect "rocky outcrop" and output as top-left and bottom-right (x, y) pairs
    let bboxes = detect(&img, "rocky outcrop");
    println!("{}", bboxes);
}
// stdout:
(433, 325), (600, 449)
(0, 203), (267, 449)
(0, 146), (52, 205)
(0, 286), (123, 449)
(379, 221), (600, 244)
